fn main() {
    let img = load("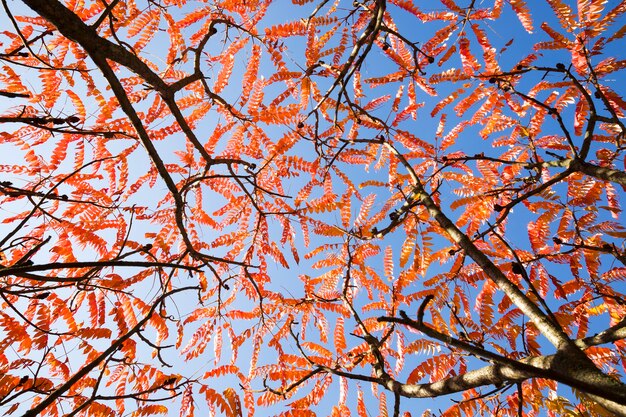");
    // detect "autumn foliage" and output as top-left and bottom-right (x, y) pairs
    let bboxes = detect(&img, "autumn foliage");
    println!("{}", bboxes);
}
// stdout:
(1, 0), (625, 416)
